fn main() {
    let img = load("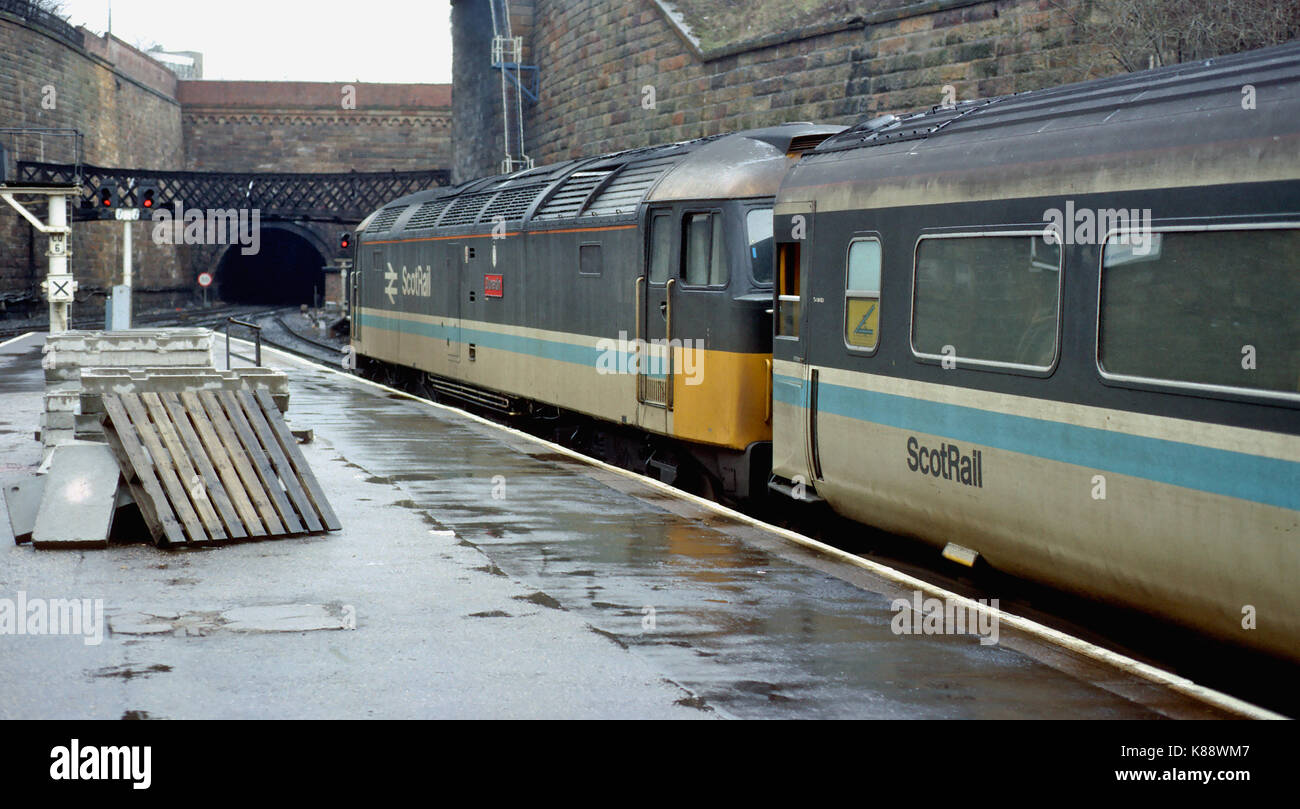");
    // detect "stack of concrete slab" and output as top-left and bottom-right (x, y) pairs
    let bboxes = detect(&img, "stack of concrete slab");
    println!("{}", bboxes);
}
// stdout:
(4, 327), (335, 549)
(41, 329), (215, 460)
